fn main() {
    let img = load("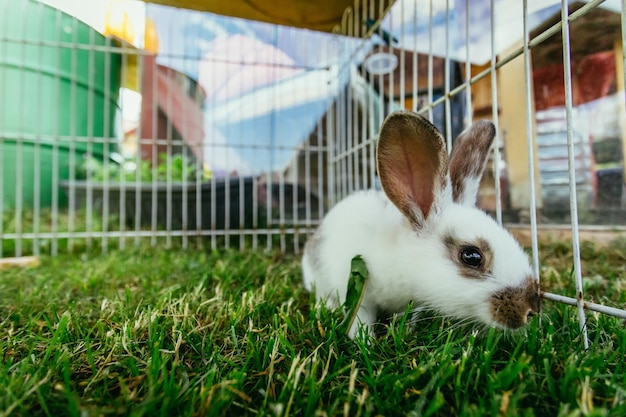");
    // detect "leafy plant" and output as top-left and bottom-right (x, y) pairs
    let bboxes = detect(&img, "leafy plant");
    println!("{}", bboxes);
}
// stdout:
(81, 153), (211, 182)
(339, 255), (369, 336)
